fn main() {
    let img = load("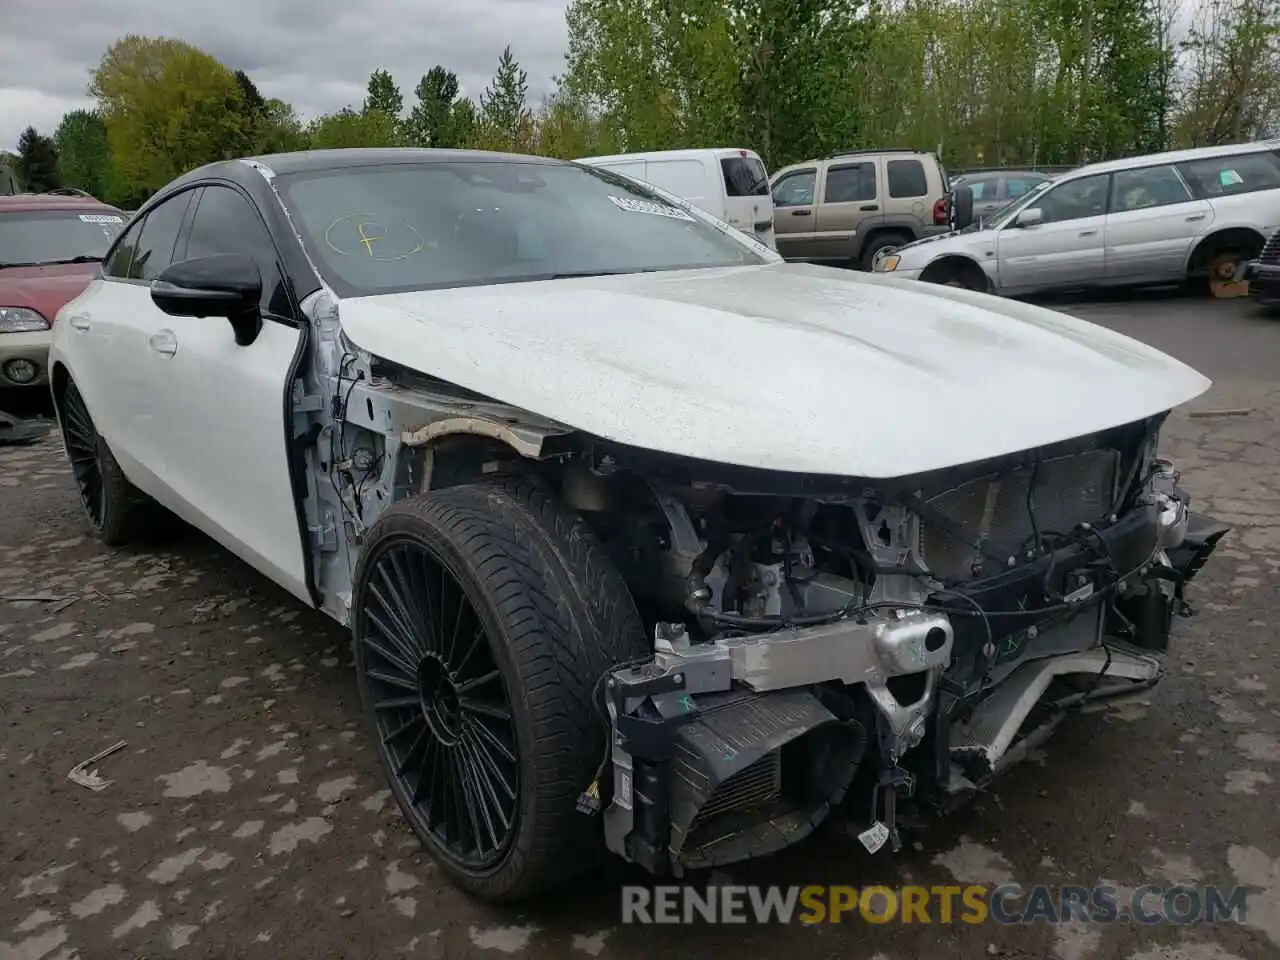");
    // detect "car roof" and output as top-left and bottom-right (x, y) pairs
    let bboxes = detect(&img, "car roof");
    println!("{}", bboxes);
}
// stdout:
(0, 193), (123, 214)
(153, 148), (576, 198)
(247, 147), (567, 176)
(1070, 139), (1280, 177)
